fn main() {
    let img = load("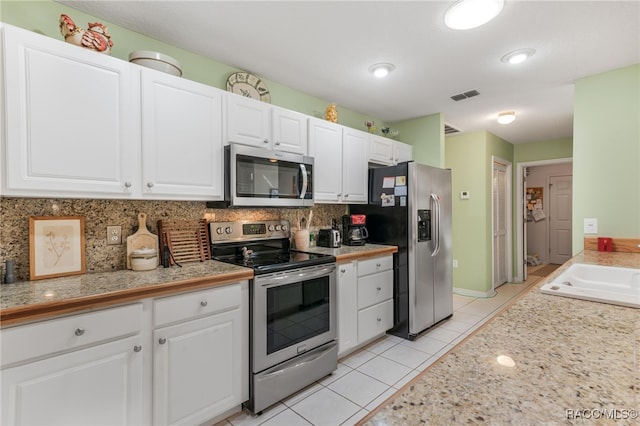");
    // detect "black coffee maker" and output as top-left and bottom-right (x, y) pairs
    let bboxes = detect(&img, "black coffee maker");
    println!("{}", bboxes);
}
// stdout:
(342, 214), (369, 246)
